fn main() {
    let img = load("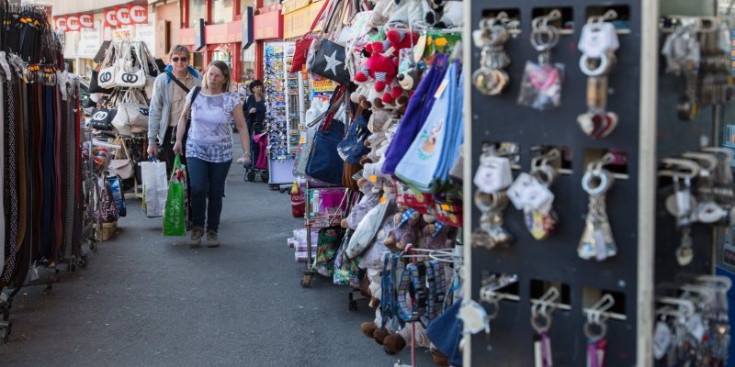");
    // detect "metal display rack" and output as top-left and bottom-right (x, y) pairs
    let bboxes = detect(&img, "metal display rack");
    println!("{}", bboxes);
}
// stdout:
(462, 0), (728, 365)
